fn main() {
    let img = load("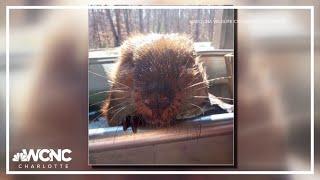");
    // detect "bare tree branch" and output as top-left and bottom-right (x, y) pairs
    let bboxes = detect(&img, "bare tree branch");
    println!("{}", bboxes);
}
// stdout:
(106, 9), (120, 46)
(124, 9), (131, 35)
(115, 9), (122, 44)
(139, 9), (144, 33)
